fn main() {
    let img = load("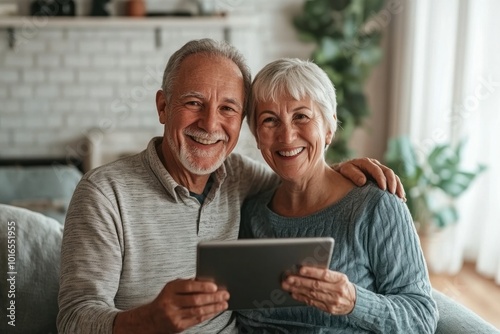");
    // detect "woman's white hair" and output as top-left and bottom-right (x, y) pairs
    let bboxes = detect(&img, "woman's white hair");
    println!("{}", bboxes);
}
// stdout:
(247, 58), (337, 139)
